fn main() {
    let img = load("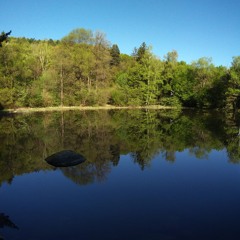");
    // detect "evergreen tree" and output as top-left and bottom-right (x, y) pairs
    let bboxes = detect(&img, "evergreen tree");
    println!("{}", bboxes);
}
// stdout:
(132, 42), (148, 63)
(110, 44), (120, 66)
(136, 42), (147, 62)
